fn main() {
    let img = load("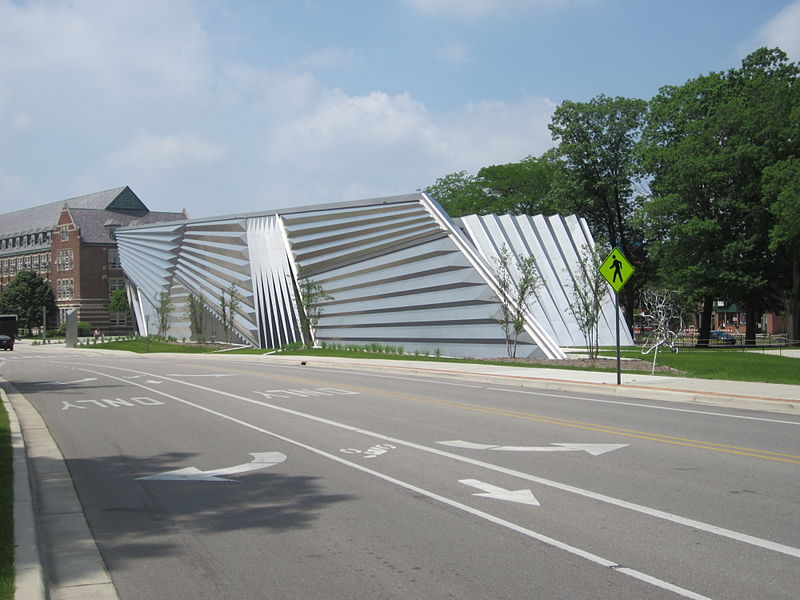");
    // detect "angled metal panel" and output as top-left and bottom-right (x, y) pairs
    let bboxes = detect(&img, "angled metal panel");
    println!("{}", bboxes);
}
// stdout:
(247, 215), (302, 349)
